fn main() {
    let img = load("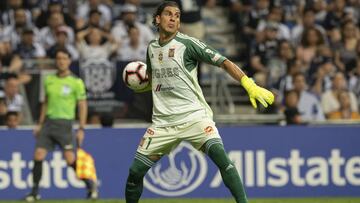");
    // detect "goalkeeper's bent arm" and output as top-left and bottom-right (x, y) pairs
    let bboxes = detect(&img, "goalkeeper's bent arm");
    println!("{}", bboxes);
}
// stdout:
(220, 59), (274, 108)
